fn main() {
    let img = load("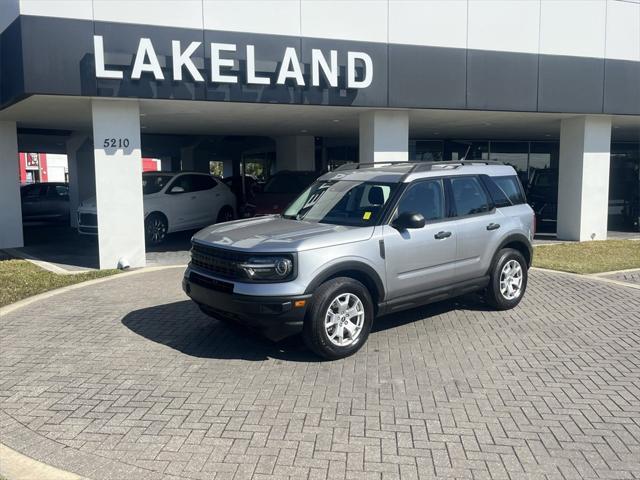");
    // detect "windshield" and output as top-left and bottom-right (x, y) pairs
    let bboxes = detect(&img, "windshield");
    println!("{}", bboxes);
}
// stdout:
(283, 180), (398, 226)
(264, 173), (315, 194)
(142, 175), (173, 195)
